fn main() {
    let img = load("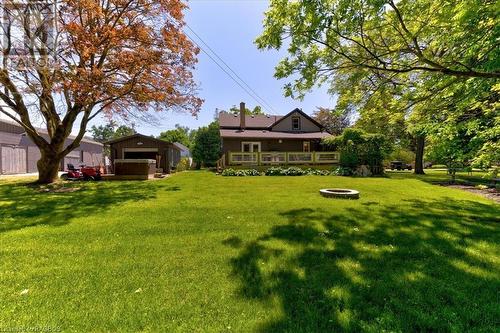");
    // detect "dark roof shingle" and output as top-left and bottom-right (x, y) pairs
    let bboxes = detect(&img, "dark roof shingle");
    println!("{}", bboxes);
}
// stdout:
(220, 129), (331, 139)
(218, 112), (282, 129)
